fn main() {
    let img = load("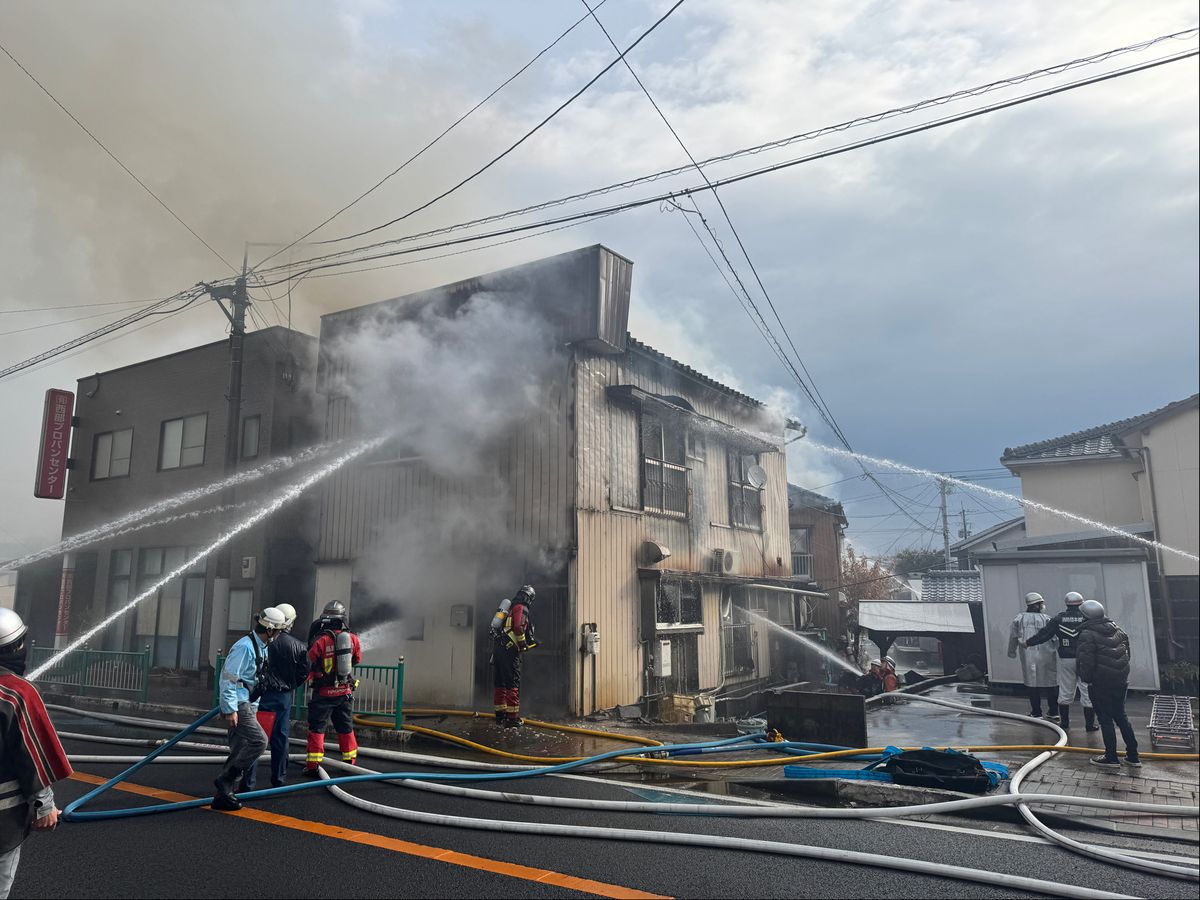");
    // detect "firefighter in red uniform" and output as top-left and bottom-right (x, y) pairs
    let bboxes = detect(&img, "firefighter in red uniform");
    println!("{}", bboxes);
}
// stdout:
(304, 601), (362, 774)
(492, 585), (536, 727)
